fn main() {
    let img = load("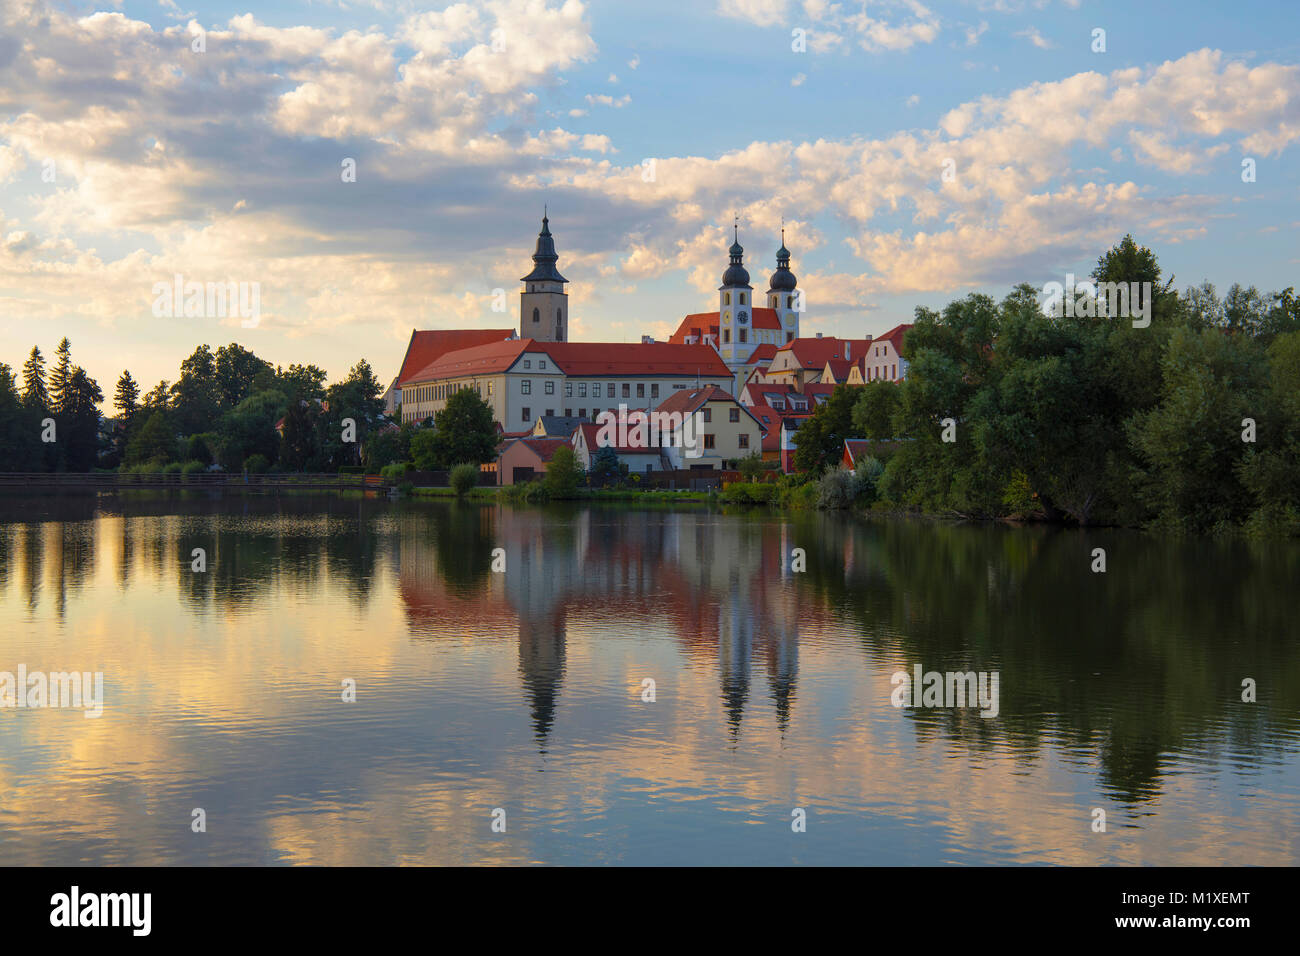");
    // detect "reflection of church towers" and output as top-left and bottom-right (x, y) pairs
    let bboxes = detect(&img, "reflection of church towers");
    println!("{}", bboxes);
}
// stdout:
(518, 609), (566, 749)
